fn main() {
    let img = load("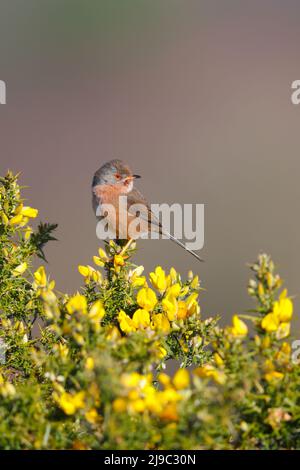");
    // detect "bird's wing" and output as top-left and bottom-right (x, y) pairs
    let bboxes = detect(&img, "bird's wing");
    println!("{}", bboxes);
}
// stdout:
(127, 188), (162, 233)
(127, 188), (149, 207)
